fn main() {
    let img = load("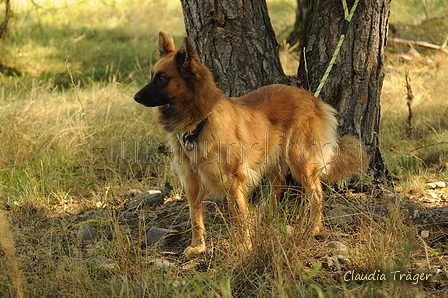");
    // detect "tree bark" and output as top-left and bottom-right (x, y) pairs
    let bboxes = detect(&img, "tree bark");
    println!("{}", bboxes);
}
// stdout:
(298, 0), (390, 178)
(180, 0), (294, 97)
